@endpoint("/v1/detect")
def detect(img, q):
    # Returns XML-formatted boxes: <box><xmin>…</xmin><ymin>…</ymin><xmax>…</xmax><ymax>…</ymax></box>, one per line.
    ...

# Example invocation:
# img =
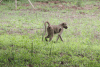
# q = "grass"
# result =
<box><xmin>0</xmin><ymin>0</ymin><xmax>100</xmax><ymax>67</ymax></box>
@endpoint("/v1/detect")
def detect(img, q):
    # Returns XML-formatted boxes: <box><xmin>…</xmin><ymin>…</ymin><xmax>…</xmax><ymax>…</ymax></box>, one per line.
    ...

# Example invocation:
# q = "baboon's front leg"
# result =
<box><xmin>59</xmin><ymin>35</ymin><xmax>63</xmax><ymax>42</ymax></box>
<box><xmin>56</xmin><ymin>35</ymin><xmax>60</xmax><ymax>42</ymax></box>
<box><xmin>45</xmin><ymin>35</ymin><xmax>50</xmax><ymax>41</ymax></box>
<box><xmin>56</xmin><ymin>29</ymin><xmax>63</xmax><ymax>42</ymax></box>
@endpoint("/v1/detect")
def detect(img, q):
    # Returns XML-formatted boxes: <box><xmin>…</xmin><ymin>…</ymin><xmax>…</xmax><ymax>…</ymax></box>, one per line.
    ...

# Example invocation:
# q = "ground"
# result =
<box><xmin>0</xmin><ymin>1</ymin><xmax>100</xmax><ymax>67</ymax></box>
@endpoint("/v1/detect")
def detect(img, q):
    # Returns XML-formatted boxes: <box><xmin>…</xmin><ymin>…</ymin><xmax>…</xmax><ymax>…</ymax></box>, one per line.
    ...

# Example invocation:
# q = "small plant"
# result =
<box><xmin>76</xmin><ymin>0</ymin><xmax>82</xmax><ymax>7</ymax></box>
<box><xmin>31</xmin><ymin>42</ymin><xmax>33</xmax><ymax>56</ymax></box>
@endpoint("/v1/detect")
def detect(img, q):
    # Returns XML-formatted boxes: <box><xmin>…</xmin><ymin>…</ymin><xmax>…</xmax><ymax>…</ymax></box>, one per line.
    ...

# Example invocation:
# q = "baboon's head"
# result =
<box><xmin>62</xmin><ymin>22</ymin><xmax>68</xmax><ymax>29</ymax></box>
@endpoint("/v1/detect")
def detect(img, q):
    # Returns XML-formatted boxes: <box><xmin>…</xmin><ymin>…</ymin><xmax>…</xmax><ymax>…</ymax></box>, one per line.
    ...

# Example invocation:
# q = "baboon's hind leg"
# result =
<box><xmin>45</xmin><ymin>35</ymin><xmax>50</xmax><ymax>41</ymax></box>
<box><xmin>49</xmin><ymin>35</ymin><xmax>53</xmax><ymax>42</ymax></box>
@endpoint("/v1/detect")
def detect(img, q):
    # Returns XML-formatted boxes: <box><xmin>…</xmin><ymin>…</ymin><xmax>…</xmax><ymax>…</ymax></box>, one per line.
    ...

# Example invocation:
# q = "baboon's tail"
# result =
<box><xmin>42</xmin><ymin>21</ymin><xmax>50</xmax><ymax>41</ymax></box>
<box><xmin>44</xmin><ymin>21</ymin><xmax>50</xmax><ymax>34</ymax></box>
<box><xmin>45</xmin><ymin>21</ymin><xmax>50</xmax><ymax>26</ymax></box>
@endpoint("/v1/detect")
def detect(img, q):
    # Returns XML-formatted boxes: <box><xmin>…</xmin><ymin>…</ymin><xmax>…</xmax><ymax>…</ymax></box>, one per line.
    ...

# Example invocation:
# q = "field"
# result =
<box><xmin>0</xmin><ymin>0</ymin><xmax>100</xmax><ymax>67</ymax></box>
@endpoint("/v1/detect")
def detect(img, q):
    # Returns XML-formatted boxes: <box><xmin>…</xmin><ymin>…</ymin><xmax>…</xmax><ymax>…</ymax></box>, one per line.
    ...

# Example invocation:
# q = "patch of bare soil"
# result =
<box><xmin>34</xmin><ymin>1</ymin><xmax>84</xmax><ymax>10</ymax></box>
<box><xmin>0</xmin><ymin>3</ymin><xmax>5</xmax><ymax>5</ymax></box>
<box><xmin>5</xmin><ymin>28</ymin><xmax>43</xmax><ymax>35</ymax></box>
<box><xmin>22</xmin><ymin>1</ymin><xmax>100</xmax><ymax>12</ymax></box>
<box><xmin>22</xmin><ymin>4</ymin><xmax>30</xmax><ymax>7</ymax></box>
<box><xmin>51</xmin><ymin>4</ymin><xmax>84</xmax><ymax>10</ymax></box>
<box><xmin>6</xmin><ymin>28</ymin><xmax>23</xmax><ymax>35</ymax></box>
<box><xmin>84</xmin><ymin>5</ymin><xmax>100</xmax><ymax>10</ymax></box>
<box><xmin>27</xmin><ymin>28</ymin><xmax>43</xmax><ymax>34</ymax></box>
<box><xmin>35</xmin><ymin>1</ymin><xmax>68</xmax><ymax>4</ymax></box>
<box><xmin>51</xmin><ymin>4</ymin><xmax>100</xmax><ymax>10</ymax></box>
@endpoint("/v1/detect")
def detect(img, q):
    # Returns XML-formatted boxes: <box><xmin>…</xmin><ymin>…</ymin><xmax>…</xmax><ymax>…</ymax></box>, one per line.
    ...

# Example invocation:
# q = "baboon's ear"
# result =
<box><xmin>62</xmin><ymin>23</ymin><xmax>64</xmax><ymax>25</ymax></box>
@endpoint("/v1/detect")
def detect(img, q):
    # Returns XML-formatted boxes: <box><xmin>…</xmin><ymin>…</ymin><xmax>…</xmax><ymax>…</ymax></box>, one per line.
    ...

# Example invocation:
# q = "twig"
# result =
<box><xmin>0</xmin><ymin>0</ymin><xmax>3</xmax><ymax>3</ymax></box>
<box><xmin>15</xmin><ymin>0</ymin><xmax>17</xmax><ymax>10</ymax></box>
<box><xmin>28</xmin><ymin>0</ymin><xmax>34</xmax><ymax>9</ymax></box>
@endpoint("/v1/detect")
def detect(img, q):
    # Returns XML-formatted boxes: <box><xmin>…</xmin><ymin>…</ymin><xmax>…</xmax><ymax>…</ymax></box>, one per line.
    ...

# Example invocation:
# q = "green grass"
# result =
<box><xmin>0</xmin><ymin>0</ymin><xmax>100</xmax><ymax>67</ymax></box>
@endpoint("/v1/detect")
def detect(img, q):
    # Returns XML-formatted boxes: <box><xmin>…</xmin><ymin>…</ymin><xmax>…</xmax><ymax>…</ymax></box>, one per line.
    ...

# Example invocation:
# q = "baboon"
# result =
<box><xmin>42</xmin><ymin>21</ymin><xmax>68</xmax><ymax>42</ymax></box>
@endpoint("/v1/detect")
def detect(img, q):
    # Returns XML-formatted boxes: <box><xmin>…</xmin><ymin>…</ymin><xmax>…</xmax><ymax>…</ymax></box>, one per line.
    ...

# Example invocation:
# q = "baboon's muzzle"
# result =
<box><xmin>64</xmin><ymin>26</ymin><xmax>68</xmax><ymax>29</ymax></box>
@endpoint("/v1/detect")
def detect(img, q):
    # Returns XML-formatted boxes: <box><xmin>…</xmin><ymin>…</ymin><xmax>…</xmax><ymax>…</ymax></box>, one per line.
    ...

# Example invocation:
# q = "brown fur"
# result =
<box><xmin>42</xmin><ymin>21</ymin><xmax>68</xmax><ymax>42</ymax></box>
